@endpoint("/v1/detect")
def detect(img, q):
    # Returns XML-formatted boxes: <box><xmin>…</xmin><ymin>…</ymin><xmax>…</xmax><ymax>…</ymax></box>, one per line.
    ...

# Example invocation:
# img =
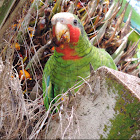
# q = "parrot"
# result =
<box><xmin>42</xmin><ymin>12</ymin><xmax>117</xmax><ymax>109</ymax></box>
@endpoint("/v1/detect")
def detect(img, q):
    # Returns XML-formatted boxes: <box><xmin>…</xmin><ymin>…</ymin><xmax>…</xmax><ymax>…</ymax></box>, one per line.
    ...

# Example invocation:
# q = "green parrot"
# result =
<box><xmin>42</xmin><ymin>12</ymin><xmax>117</xmax><ymax>109</ymax></box>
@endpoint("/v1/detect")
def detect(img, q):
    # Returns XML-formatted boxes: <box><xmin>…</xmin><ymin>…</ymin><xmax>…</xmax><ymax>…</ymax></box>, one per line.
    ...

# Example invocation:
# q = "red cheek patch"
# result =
<box><xmin>67</xmin><ymin>24</ymin><xmax>80</xmax><ymax>43</ymax></box>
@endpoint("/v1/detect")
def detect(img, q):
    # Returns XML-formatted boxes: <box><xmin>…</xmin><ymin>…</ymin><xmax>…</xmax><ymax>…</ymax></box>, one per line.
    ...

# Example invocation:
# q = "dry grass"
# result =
<box><xmin>0</xmin><ymin>46</ymin><xmax>42</xmax><ymax>139</ymax></box>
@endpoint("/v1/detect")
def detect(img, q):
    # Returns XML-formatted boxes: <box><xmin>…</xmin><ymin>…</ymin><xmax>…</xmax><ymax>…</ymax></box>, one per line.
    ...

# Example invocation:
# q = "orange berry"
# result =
<box><xmin>11</xmin><ymin>43</ymin><xmax>20</xmax><ymax>50</ymax></box>
<box><xmin>19</xmin><ymin>69</ymin><xmax>31</xmax><ymax>80</ymax></box>
<box><xmin>51</xmin><ymin>47</ymin><xmax>55</xmax><ymax>51</ymax></box>
<box><xmin>15</xmin><ymin>43</ymin><xmax>20</xmax><ymax>50</ymax></box>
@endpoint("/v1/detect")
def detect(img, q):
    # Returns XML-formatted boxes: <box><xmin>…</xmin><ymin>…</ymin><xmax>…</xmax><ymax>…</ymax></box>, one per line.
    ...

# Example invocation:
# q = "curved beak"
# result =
<box><xmin>54</xmin><ymin>22</ymin><xmax>70</xmax><ymax>43</ymax></box>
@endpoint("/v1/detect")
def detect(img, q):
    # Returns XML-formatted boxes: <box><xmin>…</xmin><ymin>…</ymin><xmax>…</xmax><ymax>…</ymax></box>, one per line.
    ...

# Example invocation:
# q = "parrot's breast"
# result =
<box><xmin>44</xmin><ymin>51</ymin><xmax>93</xmax><ymax>94</ymax></box>
<box><xmin>55</xmin><ymin>44</ymin><xmax>82</xmax><ymax>60</ymax></box>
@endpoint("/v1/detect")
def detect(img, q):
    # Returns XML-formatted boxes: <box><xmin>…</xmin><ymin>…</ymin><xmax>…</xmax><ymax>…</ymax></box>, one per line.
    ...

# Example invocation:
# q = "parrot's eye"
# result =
<box><xmin>73</xmin><ymin>19</ymin><xmax>78</xmax><ymax>26</ymax></box>
<box><xmin>60</xmin><ymin>18</ymin><xmax>64</xmax><ymax>23</ymax></box>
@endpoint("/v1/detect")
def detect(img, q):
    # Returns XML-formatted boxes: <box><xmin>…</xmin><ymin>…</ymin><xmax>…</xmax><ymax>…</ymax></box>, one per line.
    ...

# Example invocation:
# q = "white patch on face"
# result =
<box><xmin>51</xmin><ymin>12</ymin><xmax>75</xmax><ymax>25</ymax></box>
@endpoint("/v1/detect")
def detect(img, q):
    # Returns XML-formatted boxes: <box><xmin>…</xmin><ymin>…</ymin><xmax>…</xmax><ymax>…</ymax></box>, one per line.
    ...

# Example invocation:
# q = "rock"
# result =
<box><xmin>46</xmin><ymin>66</ymin><xmax>140</xmax><ymax>139</ymax></box>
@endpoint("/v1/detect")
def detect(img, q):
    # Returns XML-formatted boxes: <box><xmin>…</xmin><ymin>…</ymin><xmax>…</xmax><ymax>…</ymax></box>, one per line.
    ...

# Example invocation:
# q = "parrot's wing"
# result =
<box><xmin>100</xmin><ymin>49</ymin><xmax>117</xmax><ymax>70</ymax></box>
<box><xmin>43</xmin><ymin>75</ymin><xmax>54</xmax><ymax>109</ymax></box>
<box><xmin>91</xmin><ymin>46</ymin><xmax>118</xmax><ymax>70</ymax></box>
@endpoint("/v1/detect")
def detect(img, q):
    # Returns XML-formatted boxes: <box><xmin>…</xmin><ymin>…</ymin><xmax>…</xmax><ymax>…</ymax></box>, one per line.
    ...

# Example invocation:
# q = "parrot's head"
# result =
<box><xmin>51</xmin><ymin>12</ymin><xmax>89</xmax><ymax>60</ymax></box>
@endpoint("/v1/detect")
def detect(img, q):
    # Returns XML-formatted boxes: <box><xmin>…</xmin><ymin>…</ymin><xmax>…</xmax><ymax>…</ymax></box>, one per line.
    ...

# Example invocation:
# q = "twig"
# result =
<box><xmin>25</xmin><ymin>40</ymin><xmax>51</xmax><ymax>72</ymax></box>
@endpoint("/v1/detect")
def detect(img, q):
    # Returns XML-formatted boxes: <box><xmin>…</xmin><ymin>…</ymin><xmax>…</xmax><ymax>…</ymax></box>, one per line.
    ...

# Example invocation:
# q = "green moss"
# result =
<box><xmin>106</xmin><ymin>105</ymin><xmax>109</xmax><ymax>109</ymax></box>
<box><xmin>103</xmin><ymin>124</ymin><xmax>108</xmax><ymax>132</ymax></box>
<box><xmin>101</xmin><ymin>77</ymin><xmax>140</xmax><ymax>139</ymax></box>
